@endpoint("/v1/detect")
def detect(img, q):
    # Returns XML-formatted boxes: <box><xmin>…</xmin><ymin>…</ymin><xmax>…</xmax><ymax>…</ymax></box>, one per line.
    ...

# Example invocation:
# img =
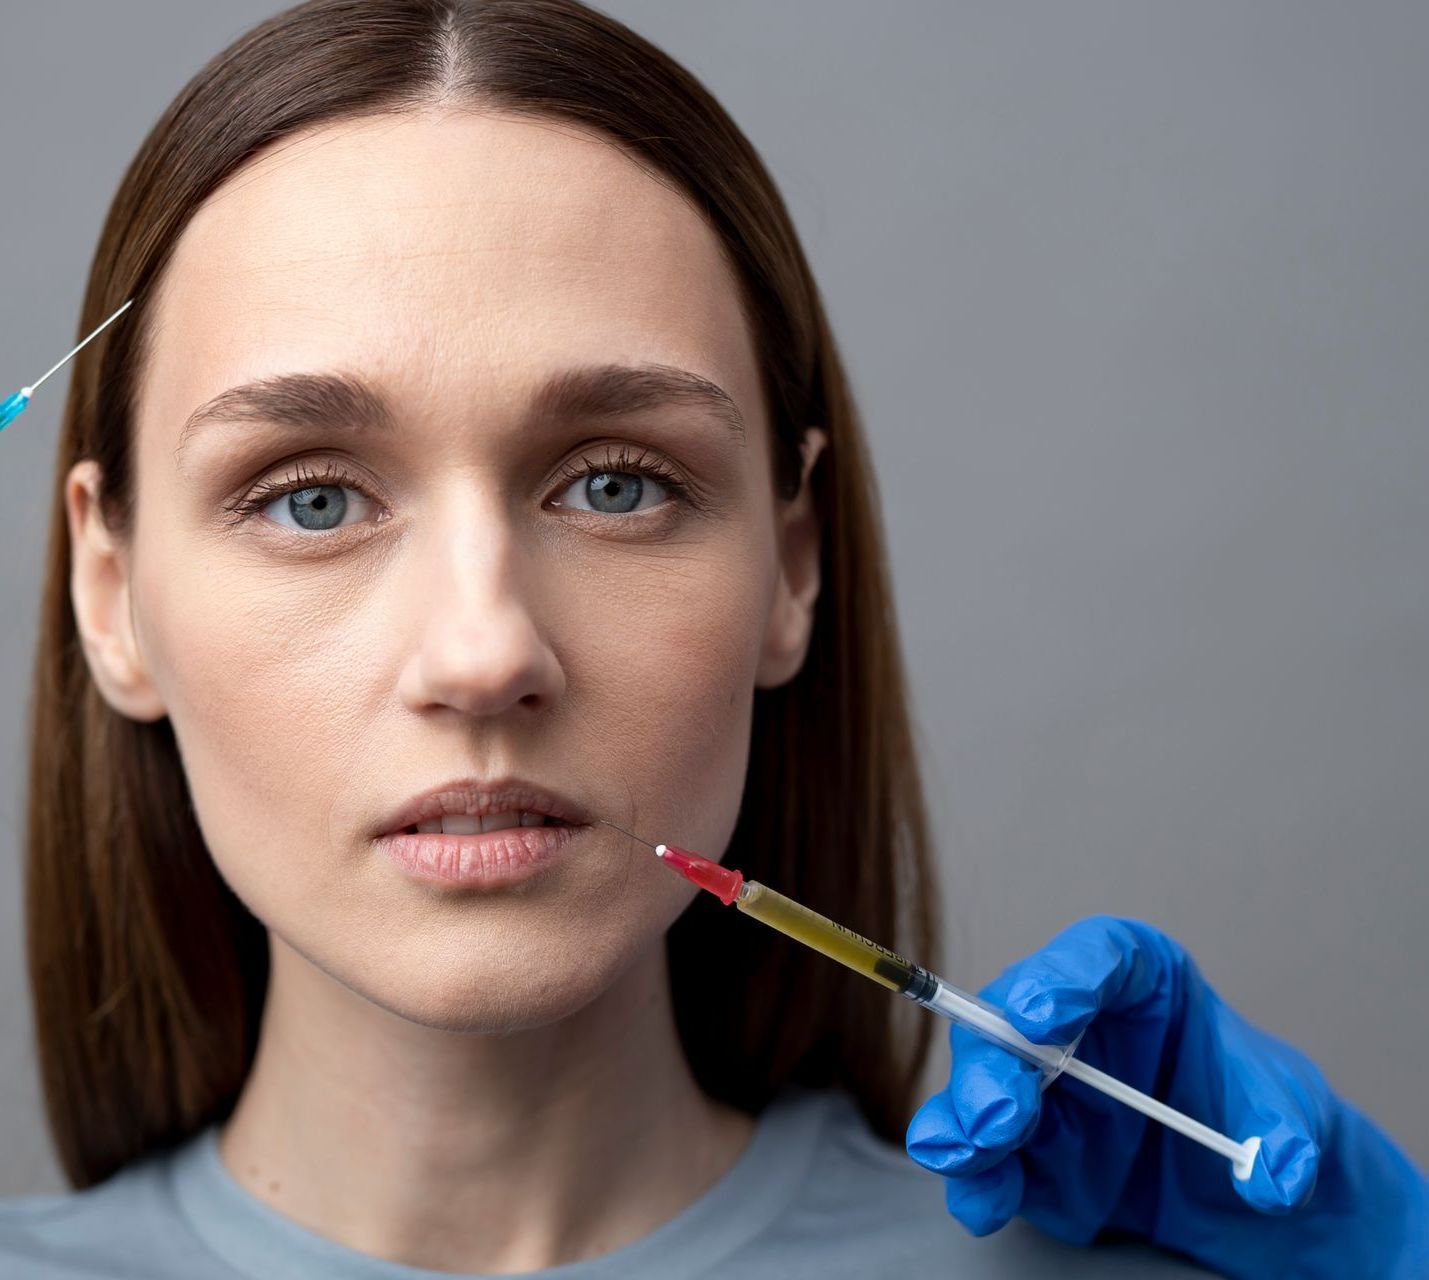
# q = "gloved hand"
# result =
<box><xmin>905</xmin><ymin>915</ymin><xmax>1428</xmax><ymax>1278</ymax></box>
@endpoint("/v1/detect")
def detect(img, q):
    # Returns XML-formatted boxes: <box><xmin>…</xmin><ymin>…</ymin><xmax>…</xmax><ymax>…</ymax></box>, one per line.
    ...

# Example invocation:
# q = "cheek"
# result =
<box><xmin>132</xmin><ymin>539</ymin><xmax>381</xmax><ymax>893</ymax></box>
<box><xmin>565</xmin><ymin>544</ymin><xmax>770</xmax><ymax>846</ymax></box>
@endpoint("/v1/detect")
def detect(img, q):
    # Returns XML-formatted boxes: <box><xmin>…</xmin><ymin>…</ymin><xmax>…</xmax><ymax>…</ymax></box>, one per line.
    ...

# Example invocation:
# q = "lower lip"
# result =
<box><xmin>374</xmin><ymin>823</ymin><xmax>584</xmax><ymax>887</ymax></box>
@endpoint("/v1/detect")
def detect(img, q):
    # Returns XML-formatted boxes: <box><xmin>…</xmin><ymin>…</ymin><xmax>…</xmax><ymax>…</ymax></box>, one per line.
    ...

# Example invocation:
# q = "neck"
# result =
<box><xmin>218</xmin><ymin>933</ymin><xmax>754</xmax><ymax>1272</ymax></box>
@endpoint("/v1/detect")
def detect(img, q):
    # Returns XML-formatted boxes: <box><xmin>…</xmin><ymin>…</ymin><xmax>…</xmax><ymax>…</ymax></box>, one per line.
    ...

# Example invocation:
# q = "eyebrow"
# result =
<box><xmin>172</xmin><ymin>362</ymin><xmax>747</xmax><ymax>466</ymax></box>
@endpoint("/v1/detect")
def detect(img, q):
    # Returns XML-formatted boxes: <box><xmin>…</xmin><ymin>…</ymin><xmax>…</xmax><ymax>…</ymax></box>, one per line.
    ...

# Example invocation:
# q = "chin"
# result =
<box><xmin>335</xmin><ymin>937</ymin><xmax>636</xmax><ymax>1035</ymax></box>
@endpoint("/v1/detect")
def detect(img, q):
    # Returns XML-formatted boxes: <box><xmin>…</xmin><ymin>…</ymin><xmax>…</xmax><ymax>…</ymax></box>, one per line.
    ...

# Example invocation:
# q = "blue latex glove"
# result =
<box><xmin>905</xmin><ymin>915</ymin><xmax>1429</xmax><ymax>1278</ymax></box>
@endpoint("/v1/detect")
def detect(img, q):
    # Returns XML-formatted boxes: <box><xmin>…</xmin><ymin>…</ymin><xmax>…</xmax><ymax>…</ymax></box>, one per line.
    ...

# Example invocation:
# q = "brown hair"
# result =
<box><xmin>25</xmin><ymin>0</ymin><xmax>939</xmax><ymax>1189</ymax></box>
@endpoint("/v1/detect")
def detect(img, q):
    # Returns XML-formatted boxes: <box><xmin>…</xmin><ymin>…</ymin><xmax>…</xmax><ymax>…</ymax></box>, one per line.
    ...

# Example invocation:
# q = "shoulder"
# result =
<box><xmin>740</xmin><ymin>1089</ymin><xmax>1215</xmax><ymax>1279</ymax></box>
<box><xmin>0</xmin><ymin>1141</ymin><xmax>233</xmax><ymax>1280</ymax></box>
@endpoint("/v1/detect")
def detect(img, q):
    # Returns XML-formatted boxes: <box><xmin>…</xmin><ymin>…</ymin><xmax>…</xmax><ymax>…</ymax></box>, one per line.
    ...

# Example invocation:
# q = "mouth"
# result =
<box><xmin>395</xmin><ymin>811</ymin><xmax>572</xmax><ymax>836</ymax></box>
<box><xmin>372</xmin><ymin>777</ymin><xmax>592</xmax><ymax>840</ymax></box>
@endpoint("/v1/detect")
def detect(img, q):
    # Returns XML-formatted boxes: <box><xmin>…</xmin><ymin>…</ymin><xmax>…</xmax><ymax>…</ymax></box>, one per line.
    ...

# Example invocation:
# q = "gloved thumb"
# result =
<box><xmin>1214</xmin><ymin>996</ymin><xmax>1328</xmax><ymax>1214</ymax></box>
<box><xmin>1237</xmin><ymin>1114</ymin><xmax>1321</xmax><ymax>1214</ymax></box>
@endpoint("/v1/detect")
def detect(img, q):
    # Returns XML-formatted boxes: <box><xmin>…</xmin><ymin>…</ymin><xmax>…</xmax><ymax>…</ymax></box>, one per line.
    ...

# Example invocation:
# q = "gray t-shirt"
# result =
<box><xmin>0</xmin><ymin>1088</ymin><xmax>1213</xmax><ymax>1278</ymax></box>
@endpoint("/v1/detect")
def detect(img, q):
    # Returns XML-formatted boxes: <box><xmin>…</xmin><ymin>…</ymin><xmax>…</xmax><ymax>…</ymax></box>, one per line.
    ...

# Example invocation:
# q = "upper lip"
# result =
<box><xmin>373</xmin><ymin>777</ymin><xmax>592</xmax><ymax>837</ymax></box>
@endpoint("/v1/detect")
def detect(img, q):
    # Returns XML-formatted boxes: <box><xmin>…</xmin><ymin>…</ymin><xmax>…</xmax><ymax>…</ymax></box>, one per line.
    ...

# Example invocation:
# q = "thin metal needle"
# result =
<box><xmin>27</xmin><ymin>299</ymin><xmax>133</xmax><ymax>394</ymax></box>
<box><xmin>595</xmin><ymin>817</ymin><xmax>661</xmax><ymax>851</ymax></box>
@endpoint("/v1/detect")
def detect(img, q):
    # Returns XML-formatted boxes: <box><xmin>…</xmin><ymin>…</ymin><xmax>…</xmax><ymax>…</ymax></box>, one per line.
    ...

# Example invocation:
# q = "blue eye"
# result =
<box><xmin>557</xmin><ymin>470</ymin><xmax>670</xmax><ymax>515</ymax></box>
<box><xmin>273</xmin><ymin>484</ymin><xmax>340</xmax><ymax>530</ymax></box>
<box><xmin>223</xmin><ymin>460</ymin><xmax>382</xmax><ymax>534</ymax></box>
<box><xmin>549</xmin><ymin>446</ymin><xmax>691</xmax><ymax>516</ymax></box>
<box><xmin>262</xmin><ymin>482</ymin><xmax>377</xmax><ymax>532</ymax></box>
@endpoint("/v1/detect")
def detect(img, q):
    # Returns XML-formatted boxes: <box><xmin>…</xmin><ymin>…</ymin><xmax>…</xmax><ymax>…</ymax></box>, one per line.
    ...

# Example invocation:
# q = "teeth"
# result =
<box><xmin>409</xmin><ymin>811</ymin><xmax>548</xmax><ymax>836</ymax></box>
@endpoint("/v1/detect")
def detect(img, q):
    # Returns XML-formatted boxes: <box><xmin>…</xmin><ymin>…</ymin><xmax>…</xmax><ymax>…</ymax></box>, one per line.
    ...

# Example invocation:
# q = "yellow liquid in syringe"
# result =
<box><xmin>734</xmin><ymin>880</ymin><xmax>920</xmax><ymax>993</ymax></box>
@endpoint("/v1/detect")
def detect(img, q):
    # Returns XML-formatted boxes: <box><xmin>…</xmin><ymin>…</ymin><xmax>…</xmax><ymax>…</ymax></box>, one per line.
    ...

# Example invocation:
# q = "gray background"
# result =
<box><xmin>2</xmin><ymin>1</ymin><xmax>1425</xmax><ymax>1193</ymax></box>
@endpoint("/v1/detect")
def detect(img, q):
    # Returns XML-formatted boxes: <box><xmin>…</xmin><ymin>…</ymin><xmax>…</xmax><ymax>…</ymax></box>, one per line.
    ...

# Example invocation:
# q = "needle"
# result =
<box><xmin>595</xmin><ymin>817</ymin><xmax>661</xmax><ymax>851</ymax></box>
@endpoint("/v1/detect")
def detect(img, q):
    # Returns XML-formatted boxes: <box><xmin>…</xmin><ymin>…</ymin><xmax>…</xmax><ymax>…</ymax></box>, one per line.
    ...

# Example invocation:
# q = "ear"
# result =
<box><xmin>66</xmin><ymin>460</ymin><xmax>167</xmax><ymax>721</ymax></box>
<box><xmin>756</xmin><ymin>427</ymin><xmax>828</xmax><ymax>689</ymax></box>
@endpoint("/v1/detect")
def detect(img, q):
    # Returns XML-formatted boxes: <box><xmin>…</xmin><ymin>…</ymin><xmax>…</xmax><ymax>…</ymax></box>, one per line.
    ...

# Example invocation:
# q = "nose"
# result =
<box><xmin>395</xmin><ymin>496</ymin><xmax>565</xmax><ymax>718</ymax></box>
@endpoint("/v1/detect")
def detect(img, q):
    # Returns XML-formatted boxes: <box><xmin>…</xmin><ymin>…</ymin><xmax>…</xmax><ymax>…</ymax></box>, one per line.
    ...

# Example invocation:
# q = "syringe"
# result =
<box><xmin>599</xmin><ymin>818</ymin><xmax>1263</xmax><ymax>1182</ymax></box>
<box><xmin>0</xmin><ymin>300</ymin><xmax>134</xmax><ymax>433</ymax></box>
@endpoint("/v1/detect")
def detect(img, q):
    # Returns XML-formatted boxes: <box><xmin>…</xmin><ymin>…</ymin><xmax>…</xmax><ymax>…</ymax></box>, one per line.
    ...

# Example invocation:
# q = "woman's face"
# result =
<box><xmin>84</xmin><ymin>111</ymin><xmax>820</xmax><ymax>1031</ymax></box>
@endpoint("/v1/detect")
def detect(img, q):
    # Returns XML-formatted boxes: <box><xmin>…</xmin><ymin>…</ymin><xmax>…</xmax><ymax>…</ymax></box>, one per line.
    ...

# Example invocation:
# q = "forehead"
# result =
<box><xmin>140</xmin><ymin>110</ymin><xmax>758</xmax><ymax>443</ymax></box>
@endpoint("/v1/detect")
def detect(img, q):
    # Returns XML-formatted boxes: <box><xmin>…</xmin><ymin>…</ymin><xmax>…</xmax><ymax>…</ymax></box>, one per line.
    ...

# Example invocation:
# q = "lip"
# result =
<box><xmin>371</xmin><ymin>776</ymin><xmax>593</xmax><ymax>839</ymax></box>
<box><xmin>374</xmin><ymin>822</ymin><xmax>584</xmax><ymax>888</ymax></box>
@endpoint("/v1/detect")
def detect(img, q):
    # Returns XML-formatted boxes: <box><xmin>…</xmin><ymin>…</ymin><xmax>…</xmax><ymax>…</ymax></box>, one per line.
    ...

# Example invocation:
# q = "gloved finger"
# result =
<box><xmin>912</xmin><ymin>1023</ymin><xmax>1045</xmax><ymax>1178</ymax></box>
<box><xmin>906</xmin><ymin>1089</ymin><xmax>983</xmax><ymax>1174</ymax></box>
<box><xmin>948</xmin><ymin>1021</ymin><xmax>1045</xmax><ymax>1157</ymax></box>
<box><xmin>1212</xmin><ymin>996</ymin><xmax>1329</xmax><ymax>1213</ymax></box>
<box><xmin>995</xmin><ymin>916</ymin><xmax>1183</xmax><ymax>1046</ymax></box>
<box><xmin>940</xmin><ymin>1152</ymin><xmax>1025</xmax><ymax>1237</ymax></box>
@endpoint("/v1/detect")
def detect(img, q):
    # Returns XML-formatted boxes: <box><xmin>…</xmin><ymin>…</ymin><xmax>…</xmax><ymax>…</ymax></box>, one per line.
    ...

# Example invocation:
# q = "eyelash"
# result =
<box><xmin>222</xmin><ymin>446</ymin><xmax>694</xmax><ymax>528</ymax></box>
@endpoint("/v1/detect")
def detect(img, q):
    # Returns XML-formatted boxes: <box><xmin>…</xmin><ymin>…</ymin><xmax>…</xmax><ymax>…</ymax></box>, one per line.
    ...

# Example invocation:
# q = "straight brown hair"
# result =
<box><xmin>25</xmin><ymin>0</ymin><xmax>940</xmax><ymax>1190</ymax></box>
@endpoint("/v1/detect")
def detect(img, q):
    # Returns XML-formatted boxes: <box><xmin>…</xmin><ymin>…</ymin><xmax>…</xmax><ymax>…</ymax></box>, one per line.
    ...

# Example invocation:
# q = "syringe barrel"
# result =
<box><xmin>734</xmin><ymin>881</ymin><xmax>916</xmax><ymax>992</ymax></box>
